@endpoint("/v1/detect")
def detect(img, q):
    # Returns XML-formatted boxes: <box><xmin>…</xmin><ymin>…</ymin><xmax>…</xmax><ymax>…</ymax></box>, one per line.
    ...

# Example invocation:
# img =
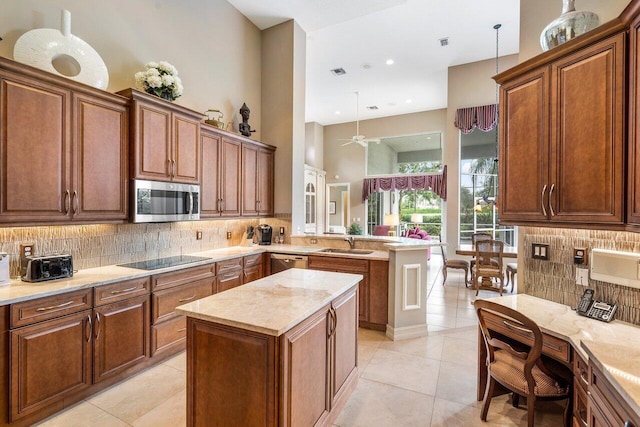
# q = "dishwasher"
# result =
<box><xmin>270</xmin><ymin>253</ymin><xmax>308</xmax><ymax>274</ymax></box>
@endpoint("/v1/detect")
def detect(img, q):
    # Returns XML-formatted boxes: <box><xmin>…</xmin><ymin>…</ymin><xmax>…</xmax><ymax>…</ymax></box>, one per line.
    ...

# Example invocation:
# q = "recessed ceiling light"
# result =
<box><xmin>406</xmin><ymin>99</ymin><xmax>412</xmax><ymax>104</ymax></box>
<box><xmin>330</xmin><ymin>67</ymin><xmax>346</xmax><ymax>76</ymax></box>
<box><xmin>335</xmin><ymin>111</ymin><xmax>341</xmax><ymax>115</ymax></box>
<box><xmin>361</xmin><ymin>63</ymin><xmax>372</xmax><ymax>70</ymax></box>
<box><xmin>386</xmin><ymin>59</ymin><xmax>394</xmax><ymax>65</ymax></box>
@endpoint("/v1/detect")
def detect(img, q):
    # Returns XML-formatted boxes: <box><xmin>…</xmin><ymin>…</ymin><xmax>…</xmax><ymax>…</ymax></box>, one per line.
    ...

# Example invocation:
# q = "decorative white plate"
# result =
<box><xmin>13</xmin><ymin>28</ymin><xmax>109</xmax><ymax>90</ymax></box>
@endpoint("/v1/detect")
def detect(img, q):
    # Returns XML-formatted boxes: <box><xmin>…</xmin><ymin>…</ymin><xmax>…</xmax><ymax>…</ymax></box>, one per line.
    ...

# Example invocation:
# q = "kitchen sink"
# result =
<box><xmin>319</xmin><ymin>248</ymin><xmax>374</xmax><ymax>255</ymax></box>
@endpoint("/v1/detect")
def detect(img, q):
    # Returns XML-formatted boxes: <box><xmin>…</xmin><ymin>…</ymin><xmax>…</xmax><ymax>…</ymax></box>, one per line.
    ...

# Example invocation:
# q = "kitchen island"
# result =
<box><xmin>175</xmin><ymin>268</ymin><xmax>362</xmax><ymax>427</ymax></box>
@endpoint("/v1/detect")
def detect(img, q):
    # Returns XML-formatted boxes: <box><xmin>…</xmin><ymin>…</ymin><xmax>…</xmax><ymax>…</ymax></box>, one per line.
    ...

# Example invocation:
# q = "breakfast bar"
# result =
<box><xmin>175</xmin><ymin>268</ymin><xmax>362</xmax><ymax>427</ymax></box>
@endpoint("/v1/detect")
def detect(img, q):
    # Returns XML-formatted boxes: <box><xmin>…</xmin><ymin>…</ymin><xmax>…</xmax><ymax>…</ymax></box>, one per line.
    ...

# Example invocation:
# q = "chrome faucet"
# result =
<box><xmin>345</xmin><ymin>236</ymin><xmax>356</xmax><ymax>249</ymax></box>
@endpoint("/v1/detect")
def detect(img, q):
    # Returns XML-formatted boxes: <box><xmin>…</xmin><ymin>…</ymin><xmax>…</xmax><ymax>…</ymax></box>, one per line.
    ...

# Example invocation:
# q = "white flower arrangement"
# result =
<box><xmin>134</xmin><ymin>61</ymin><xmax>183</xmax><ymax>101</ymax></box>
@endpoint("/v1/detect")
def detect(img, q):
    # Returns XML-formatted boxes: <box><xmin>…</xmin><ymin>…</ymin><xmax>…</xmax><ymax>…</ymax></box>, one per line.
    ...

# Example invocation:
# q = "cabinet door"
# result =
<box><xmin>172</xmin><ymin>111</ymin><xmax>200</xmax><ymax>184</ymax></box>
<box><xmin>550</xmin><ymin>33</ymin><xmax>625</xmax><ymax>224</ymax></box>
<box><xmin>10</xmin><ymin>310</ymin><xmax>92</xmax><ymax>421</ymax></box>
<box><xmin>0</xmin><ymin>75</ymin><xmax>71</xmax><ymax>223</ymax></box>
<box><xmin>258</xmin><ymin>148</ymin><xmax>275</xmax><ymax>216</ymax></box>
<box><xmin>368</xmin><ymin>260</ymin><xmax>388</xmax><ymax>329</ymax></box>
<box><xmin>241</xmin><ymin>143</ymin><xmax>259</xmax><ymax>216</ymax></box>
<box><xmin>221</xmin><ymin>137</ymin><xmax>241</xmax><ymax>217</ymax></box>
<box><xmin>133</xmin><ymin>101</ymin><xmax>171</xmax><ymax>181</ymax></box>
<box><xmin>331</xmin><ymin>287</ymin><xmax>358</xmax><ymax>407</ymax></box>
<box><xmin>628</xmin><ymin>15</ymin><xmax>640</xmax><ymax>226</ymax></box>
<box><xmin>93</xmin><ymin>295</ymin><xmax>150</xmax><ymax>383</ymax></box>
<box><xmin>201</xmin><ymin>128</ymin><xmax>222</xmax><ymax>218</ymax></box>
<box><xmin>281</xmin><ymin>305</ymin><xmax>330</xmax><ymax>427</ymax></box>
<box><xmin>498</xmin><ymin>66</ymin><xmax>550</xmax><ymax>222</ymax></box>
<box><xmin>72</xmin><ymin>94</ymin><xmax>128</xmax><ymax>221</ymax></box>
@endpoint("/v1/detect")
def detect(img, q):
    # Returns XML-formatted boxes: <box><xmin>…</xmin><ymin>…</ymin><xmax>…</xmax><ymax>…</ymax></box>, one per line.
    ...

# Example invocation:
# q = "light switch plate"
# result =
<box><xmin>576</xmin><ymin>267</ymin><xmax>589</xmax><ymax>286</ymax></box>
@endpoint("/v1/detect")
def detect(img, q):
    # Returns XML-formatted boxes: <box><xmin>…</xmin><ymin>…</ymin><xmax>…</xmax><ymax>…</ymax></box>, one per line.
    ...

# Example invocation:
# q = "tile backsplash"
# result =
<box><xmin>0</xmin><ymin>216</ymin><xmax>292</xmax><ymax>278</ymax></box>
<box><xmin>521</xmin><ymin>226</ymin><xmax>640</xmax><ymax>325</ymax></box>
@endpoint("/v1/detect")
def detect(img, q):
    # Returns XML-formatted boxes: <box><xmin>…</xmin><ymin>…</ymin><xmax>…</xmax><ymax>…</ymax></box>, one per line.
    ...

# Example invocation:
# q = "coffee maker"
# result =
<box><xmin>256</xmin><ymin>224</ymin><xmax>273</xmax><ymax>245</ymax></box>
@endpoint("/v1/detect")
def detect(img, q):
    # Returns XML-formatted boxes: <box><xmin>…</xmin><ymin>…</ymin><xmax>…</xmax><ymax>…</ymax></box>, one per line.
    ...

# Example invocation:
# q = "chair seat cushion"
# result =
<box><xmin>490</xmin><ymin>351</ymin><xmax>569</xmax><ymax>398</ymax></box>
<box><xmin>446</xmin><ymin>259</ymin><xmax>469</xmax><ymax>268</ymax></box>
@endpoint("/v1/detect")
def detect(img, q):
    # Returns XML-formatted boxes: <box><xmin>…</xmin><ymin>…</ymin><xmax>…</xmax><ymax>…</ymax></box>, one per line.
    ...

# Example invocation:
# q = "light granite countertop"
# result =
<box><xmin>485</xmin><ymin>294</ymin><xmax>640</xmax><ymax>417</ymax></box>
<box><xmin>175</xmin><ymin>268</ymin><xmax>362</xmax><ymax>336</ymax></box>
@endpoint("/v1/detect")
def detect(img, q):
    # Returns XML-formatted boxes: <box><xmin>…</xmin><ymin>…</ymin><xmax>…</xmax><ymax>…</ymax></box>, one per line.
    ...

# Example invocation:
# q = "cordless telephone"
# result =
<box><xmin>576</xmin><ymin>289</ymin><xmax>617</xmax><ymax>322</ymax></box>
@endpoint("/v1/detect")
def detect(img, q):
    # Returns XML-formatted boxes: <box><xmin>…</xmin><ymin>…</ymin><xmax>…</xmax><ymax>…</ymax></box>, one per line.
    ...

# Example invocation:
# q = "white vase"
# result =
<box><xmin>540</xmin><ymin>0</ymin><xmax>599</xmax><ymax>51</ymax></box>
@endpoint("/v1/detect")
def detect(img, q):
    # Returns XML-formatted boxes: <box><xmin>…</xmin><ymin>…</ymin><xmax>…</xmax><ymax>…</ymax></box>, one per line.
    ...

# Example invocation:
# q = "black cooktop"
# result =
<box><xmin>118</xmin><ymin>255</ymin><xmax>211</xmax><ymax>271</ymax></box>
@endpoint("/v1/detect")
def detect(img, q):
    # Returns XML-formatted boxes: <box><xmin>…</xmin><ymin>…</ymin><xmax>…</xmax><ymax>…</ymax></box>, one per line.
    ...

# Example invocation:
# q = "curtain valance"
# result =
<box><xmin>361</xmin><ymin>166</ymin><xmax>447</xmax><ymax>202</ymax></box>
<box><xmin>454</xmin><ymin>104</ymin><xmax>498</xmax><ymax>134</ymax></box>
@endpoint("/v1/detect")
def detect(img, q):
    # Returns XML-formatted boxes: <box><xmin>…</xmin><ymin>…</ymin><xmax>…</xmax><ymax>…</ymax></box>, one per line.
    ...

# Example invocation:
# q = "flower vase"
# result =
<box><xmin>540</xmin><ymin>0</ymin><xmax>599</xmax><ymax>51</ymax></box>
<box><xmin>145</xmin><ymin>88</ymin><xmax>174</xmax><ymax>102</ymax></box>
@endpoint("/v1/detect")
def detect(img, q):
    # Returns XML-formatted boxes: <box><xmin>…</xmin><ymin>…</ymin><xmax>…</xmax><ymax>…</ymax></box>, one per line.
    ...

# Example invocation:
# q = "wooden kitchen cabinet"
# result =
<box><xmin>588</xmin><ymin>363</ymin><xmax>640</xmax><ymax>427</ymax></box>
<box><xmin>0</xmin><ymin>59</ymin><xmax>129</xmax><ymax>225</ymax></box>
<box><xmin>216</xmin><ymin>257</ymin><xmax>243</xmax><ymax>293</ymax></box>
<box><xmin>496</xmin><ymin>32</ymin><xmax>625</xmax><ymax>227</ymax></box>
<box><xmin>308</xmin><ymin>255</ymin><xmax>388</xmax><ymax>331</ymax></box>
<box><xmin>330</xmin><ymin>287</ymin><xmax>358</xmax><ymax>407</ymax></box>
<box><xmin>200</xmin><ymin>125</ymin><xmax>242</xmax><ymax>217</ymax></box>
<box><xmin>119</xmin><ymin>88</ymin><xmax>201</xmax><ymax>184</ymax></box>
<box><xmin>241</xmin><ymin>142</ymin><xmax>275</xmax><ymax>217</ymax></box>
<box><xmin>243</xmin><ymin>253</ymin><xmax>264</xmax><ymax>283</ymax></box>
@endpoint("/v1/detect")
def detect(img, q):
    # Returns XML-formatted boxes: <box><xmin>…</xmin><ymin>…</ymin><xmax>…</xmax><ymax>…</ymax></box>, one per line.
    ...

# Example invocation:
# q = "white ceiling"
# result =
<box><xmin>227</xmin><ymin>0</ymin><xmax>520</xmax><ymax>126</ymax></box>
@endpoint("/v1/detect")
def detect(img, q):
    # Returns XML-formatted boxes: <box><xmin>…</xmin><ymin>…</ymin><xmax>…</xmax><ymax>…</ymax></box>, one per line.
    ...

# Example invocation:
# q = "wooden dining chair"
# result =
<box><xmin>474</xmin><ymin>300</ymin><xmax>572</xmax><ymax>427</ymax></box>
<box><xmin>472</xmin><ymin>239</ymin><xmax>504</xmax><ymax>295</ymax></box>
<box><xmin>439</xmin><ymin>237</ymin><xmax>470</xmax><ymax>286</ymax></box>
<box><xmin>470</xmin><ymin>232</ymin><xmax>493</xmax><ymax>271</ymax></box>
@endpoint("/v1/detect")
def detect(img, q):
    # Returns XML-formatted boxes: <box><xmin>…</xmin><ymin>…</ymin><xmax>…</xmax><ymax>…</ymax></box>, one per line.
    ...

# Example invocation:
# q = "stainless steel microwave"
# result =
<box><xmin>132</xmin><ymin>179</ymin><xmax>200</xmax><ymax>223</ymax></box>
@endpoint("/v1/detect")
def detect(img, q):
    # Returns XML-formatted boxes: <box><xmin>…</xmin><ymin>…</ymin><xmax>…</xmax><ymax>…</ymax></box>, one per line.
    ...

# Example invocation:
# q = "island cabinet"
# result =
<box><xmin>8</xmin><ymin>278</ymin><xmax>150</xmax><ymax>424</ymax></box>
<box><xmin>200</xmin><ymin>125</ymin><xmax>242</xmax><ymax>218</ymax></box>
<box><xmin>118</xmin><ymin>88</ymin><xmax>202</xmax><ymax>184</ymax></box>
<box><xmin>181</xmin><ymin>275</ymin><xmax>359</xmax><ymax>427</ymax></box>
<box><xmin>0</xmin><ymin>58</ymin><xmax>129</xmax><ymax>225</ymax></box>
<box><xmin>150</xmin><ymin>264</ymin><xmax>216</xmax><ymax>357</ymax></box>
<box><xmin>496</xmin><ymin>31</ymin><xmax>625</xmax><ymax>227</ymax></box>
<box><xmin>588</xmin><ymin>362</ymin><xmax>640</xmax><ymax>427</ymax></box>
<box><xmin>241</xmin><ymin>142</ymin><xmax>275</xmax><ymax>217</ymax></box>
<box><xmin>308</xmin><ymin>256</ymin><xmax>388</xmax><ymax>331</ymax></box>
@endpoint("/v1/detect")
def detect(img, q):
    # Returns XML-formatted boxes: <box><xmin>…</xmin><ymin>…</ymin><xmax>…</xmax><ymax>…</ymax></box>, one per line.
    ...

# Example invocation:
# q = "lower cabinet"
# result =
<box><xmin>588</xmin><ymin>362</ymin><xmax>640</xmax><ymax>427</ymax></box>
<box><xmin>308</xmin><ymin>256</ymin><xmax>388</xmax><ymax>331</ymax></box>
<box><xmin>243</xmin><ymin>253</ymin><xmax>264</xmax><ymax>284</ymax></box>
<box><xmin>216</xmin><ymin>257</ymin><xmax>243</xmax><ymax>293</ymax></box>
<box><xmin>187</xmin><ymin>285</ymin><xmax>358</xmax><ymax>426</ymax></box>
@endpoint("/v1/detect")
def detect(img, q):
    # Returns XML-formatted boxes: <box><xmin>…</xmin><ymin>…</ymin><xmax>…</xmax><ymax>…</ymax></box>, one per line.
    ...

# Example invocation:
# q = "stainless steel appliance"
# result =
<box><xmin>21</xmin><ymin>254</ymin><xmax>74</xmax><ymax>282</ymax></box>
<box><xmin>257</xmin><ymin>224</ymin><xmax>273</xmax><ymax>245</ymax></box>
<box><xmin>132</xmin><ymin>179</ymin><xmax>200</xmax><ymax>223</ymax></box>
<box><xmin>270</xmin><ymin>254</ymin><xmax>308</xmax><ymax>274</ymax></box>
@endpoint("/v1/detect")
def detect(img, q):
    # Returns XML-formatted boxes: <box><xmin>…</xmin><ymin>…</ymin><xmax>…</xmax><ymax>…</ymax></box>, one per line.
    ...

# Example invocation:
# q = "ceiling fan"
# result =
<box><xmin>339</xmin><ymin>91</ymin><xmax>380</xmax><ymax>147</ymax></box>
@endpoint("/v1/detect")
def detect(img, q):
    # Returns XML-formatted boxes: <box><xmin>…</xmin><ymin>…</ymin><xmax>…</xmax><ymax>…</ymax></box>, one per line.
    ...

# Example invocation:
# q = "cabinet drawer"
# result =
<box><xmin>573</xmin><ymin>350</ymin><xmax>589</xmax><ymax>392</ymax></box>
<box><xmin>482</xmin><ymin>311</ymin><xmax>570</xmax><ymax>363</ymax></box>
<box><xmin>151</xmin><ymin>315</ymin><xmax>187</xmax><ymax>356</ymax></box>
<box><xmin>152</xmin><ymin>263</ymin><xmax>216</xmax><ymax>291</ymax></box>
<box><xmin>308</xmin><ymin>256</ymin><xmax>368</xmax><ymax>273</ymax></box>
<box><xmin>94</xmin><ymin>277</ymin><xmax>150</xmax><ymax>306</ymax></box>
<box><xmin>11</xmin><ymin>289</ymin><xmax>93</xmax><ymax>328</ymax></box>
<box><xmin>152</xmin><ymin>278</ymin><xmax>214</xmax><ymax>324</ymax></box>
<box><xmin>216</xmin><ymin>257</ymin><xmax>243</xmax><ymax>274</ymax></box>
<box><xmin>243</xmin><ymin>264</ymin><xmax>263</xmax><ymax>284</ymax></box>
<box><xmin>243</xmin><ymin>253</ymin><xmax>263</xmax><ymax>268</ymax></box>
<box><xmin>217</xmin><ymin>271</ymin><xmax>242</xmax><ymax>293</ymax></box>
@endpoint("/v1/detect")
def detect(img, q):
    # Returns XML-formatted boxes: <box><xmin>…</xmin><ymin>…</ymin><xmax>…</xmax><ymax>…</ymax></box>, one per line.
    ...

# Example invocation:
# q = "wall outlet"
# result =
<box><xmin>310</xmin><ymin>238</ymin><xmax>317</xmax><ymax>244</ymax></box>
<box><xmin>20</xmin><ymin>243</ymin><xmax>34</xmax><ymax>259</ymax></box>
<box><xmin>280</xmin><ymin>227</ymin><xmax>285</xmax><ymax>235</ymax></box>
<box><xmin>196</xmin><ymin>231</ymin><xmax>203</xmax><ymax>240</ymax></box>
<box><xmin>576</xmin><ymin>267</ymin><xmax>589</xmax><ymax>286</ymax></box>
<box><xmin>226</xmin><ymin>231</ymin><xmax>232</xmax><ymax>240</ymax></box>
<box><xmin>573</xmin><ymin>248</ymin><xmax>587</xmax><ymax>265</ymax></box>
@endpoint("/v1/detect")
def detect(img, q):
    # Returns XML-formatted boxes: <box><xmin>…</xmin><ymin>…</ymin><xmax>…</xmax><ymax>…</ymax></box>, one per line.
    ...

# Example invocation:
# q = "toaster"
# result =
<box><xmin>21</xmin><ymin>254</ymin><xmax>74</xmax><ymax>283</ymax></box>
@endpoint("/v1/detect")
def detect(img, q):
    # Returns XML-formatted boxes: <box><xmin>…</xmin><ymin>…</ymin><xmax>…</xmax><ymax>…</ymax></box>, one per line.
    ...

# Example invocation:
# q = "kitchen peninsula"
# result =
<box><xmin>176</xmin><ymin>268</ymin><xmax>361</xmax><ymax>427</ymax></box>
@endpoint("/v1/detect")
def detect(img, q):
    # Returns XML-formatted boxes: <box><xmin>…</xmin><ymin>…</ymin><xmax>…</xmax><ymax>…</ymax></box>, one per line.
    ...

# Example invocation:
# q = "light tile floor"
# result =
<box><xmin>36</xmin><ymin>255</ymin><xmax>566</xmax><ymax>426</ymax></box>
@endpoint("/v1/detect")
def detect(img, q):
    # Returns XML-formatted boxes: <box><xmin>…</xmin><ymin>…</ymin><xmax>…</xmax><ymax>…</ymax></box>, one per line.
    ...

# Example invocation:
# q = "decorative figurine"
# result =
<box><xmin>238</xmin><ymin>102</ymin><xmax>256</xmax><ymax>137</ymax></box>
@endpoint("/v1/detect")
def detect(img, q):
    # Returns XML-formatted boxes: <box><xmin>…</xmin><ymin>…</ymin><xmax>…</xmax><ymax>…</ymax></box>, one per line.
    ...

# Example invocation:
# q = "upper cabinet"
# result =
<box><xmin>241</xmin><ymin>142</ymin><xmax>275</xmax><ymax>217</ymax></box>
<box><xmin>0</xmin><ymin>59</ymin><xmax>129</xmax><ymax>225</ymax></box>
<box><xmin>118</xmin><ymin>89</ymin><xmax>201</xmax><ymax>185</ymax></box>
<box><xmin>496</xmin><ymin>30</ymin><xmax>625</xmax><ymax>228</ymax></box>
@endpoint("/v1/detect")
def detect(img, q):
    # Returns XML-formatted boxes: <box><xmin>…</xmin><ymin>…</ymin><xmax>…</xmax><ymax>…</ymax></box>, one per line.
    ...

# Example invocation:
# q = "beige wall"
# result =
<box><xmin>323</xmin><ymin>109</ymin><xmax>447</xmax><ymax>228</ymax></box>
<box><xmin>519</xmin><ymin>0</ymin><xmax>629</xmax><ymax>62</ymax></box>
<box><xmin>1</xmin><ymin>0</ymin><xmax>262</xmax><ymax>137</ymax></box>
<box><xmin>305</xmin><ymin>122</ymin><xmax>324</xmax><ymax>169</ymax></box>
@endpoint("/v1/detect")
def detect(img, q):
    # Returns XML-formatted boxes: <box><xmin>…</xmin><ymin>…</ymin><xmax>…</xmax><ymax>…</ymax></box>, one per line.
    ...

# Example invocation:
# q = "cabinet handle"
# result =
<box><xmin>86</xmin><ymin>314</ymin><xmax>92</xmax><ymax>342</ymax></box>
<box><xmin>110</xmin><ymin>286</ymin><xmax>138</xmax><ymax>295</ymax></box>
<box><xmin>549</xmin><ymin>184</ymin><xmax>555</xmax><ymax>216</ymax></box>
<box><xmin>167</xmin><ymin>159</ymin><xmax>172</xmax><ymax>177</ymax></box>
<box><xmin>177</xmin><ymin>327</ymin><xmax>187</xmax><ymax>332</ymax></box>
<box><xmin>326</xmin><ymin>310</ymin><xmax>332</xmax><ymax>338</ymax></box>
<box><xmin>72</xmin><ymin>191</ymin><xmax>79</xmax><ymax>214</ymax></box>
<box><xmin>94</xmin><ymin>313</ymin><xmax>101</xmax><ymax>340</ymax></box>
<box><xmin>35</xmin><ymin>300</ymin><xmax>74</xmax><ymax>312</ymax></box>
<box><xmin>579</xmin><ymin>367</ymin><xmax>588</xmax><ymax>385</ymax></box>
<box><xmin>222</xmin><ymin>273</ymin><xmax>237</xmax><ymax>279</ymax></box>
<box><xmin>332</xmin><ymin>307</ymin><xmax>338</xmax><ymax>337</ymax></box>
<box><xmin>503</xmin><ymin>320</ymin><xmax>532</xmax><ymax>335</ymax></box>
<box><xmin>178</xmin><ymin>294</ymin><xmax>197</xmax><ymax>302</ymax></box>
<box><xmin>541</xmin><ymin>185</ymin><xmax>547</xmax><ymax>216</ymax></box>
<box><xmin>172</xmin><ymin>159</ymin><xmax>176</xmax><ymax>177</ymax></box>
<box><xmin>63</xmin><ymin>190</ymin><xmax>70</xmax><ymax>215</ymax></box>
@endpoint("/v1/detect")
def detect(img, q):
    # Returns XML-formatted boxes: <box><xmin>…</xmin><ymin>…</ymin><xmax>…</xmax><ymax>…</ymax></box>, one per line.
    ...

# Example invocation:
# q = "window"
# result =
<box><xmin>398</xmin><ymin>162</ymin><xmax>442</xmax><ymax>236</ymax></box>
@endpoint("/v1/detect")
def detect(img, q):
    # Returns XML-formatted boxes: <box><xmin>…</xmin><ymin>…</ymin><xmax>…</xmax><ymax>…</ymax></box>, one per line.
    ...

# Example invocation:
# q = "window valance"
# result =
<box><xmin>362</xmin><ymin>166</ymin><xmax>447</xmax><ymax>202</ymax></box>
<box><xmin>454</xmin><ymin>104</ymin><xmax>498</xmax><ymax>134</ymax></box>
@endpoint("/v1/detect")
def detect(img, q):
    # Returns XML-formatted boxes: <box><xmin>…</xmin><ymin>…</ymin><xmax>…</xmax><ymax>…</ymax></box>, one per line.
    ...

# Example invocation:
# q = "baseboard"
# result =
<box><xmin>385</xmin><ymin>323</ymin><xmax>428</xmax><ymax>340</ymax></box>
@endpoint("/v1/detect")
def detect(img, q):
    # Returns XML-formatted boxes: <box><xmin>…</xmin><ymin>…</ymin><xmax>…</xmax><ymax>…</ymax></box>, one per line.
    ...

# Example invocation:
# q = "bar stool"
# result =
<box><xmin>505</xmin><ymin>263</ymin><xmax>517</xmax><ymax>292</ymax></box>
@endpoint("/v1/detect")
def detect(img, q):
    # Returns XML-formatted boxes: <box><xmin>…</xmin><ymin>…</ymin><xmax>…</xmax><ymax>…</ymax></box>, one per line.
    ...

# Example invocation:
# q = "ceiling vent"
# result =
<box><xmin>439</xmin><ymin>37</ymin><xmax>449</xmax><ymax>47</ymax></box>
<box><xmin>366</xmin><ymin>106</ymin><xmax>378</xmax><ymax>110</ymax></box>
<box><xmin>330</xmin><ymin>67</ymin><xmax>346</xmax><ymax>76</ymax></box>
